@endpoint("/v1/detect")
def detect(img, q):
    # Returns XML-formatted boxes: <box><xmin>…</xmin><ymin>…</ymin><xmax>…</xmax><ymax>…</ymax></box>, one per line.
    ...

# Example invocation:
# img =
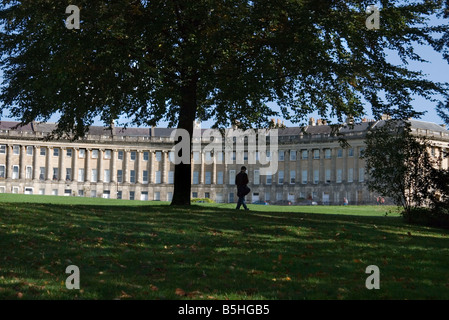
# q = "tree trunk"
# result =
<box><xmin>170</xmin><ymin>76</ymin><xmax>198</xmax><ymax>206</ymax></box>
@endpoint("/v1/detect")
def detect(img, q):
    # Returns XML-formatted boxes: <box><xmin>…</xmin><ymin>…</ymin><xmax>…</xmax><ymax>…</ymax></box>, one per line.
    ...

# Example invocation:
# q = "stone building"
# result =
<box><xmin>0</xmin><ymin>118</ymin><xmax>448</xmax><ymax>205</ymax></box>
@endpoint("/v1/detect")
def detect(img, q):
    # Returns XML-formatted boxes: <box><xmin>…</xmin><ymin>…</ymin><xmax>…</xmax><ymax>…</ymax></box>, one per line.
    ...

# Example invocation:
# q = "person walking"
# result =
<box><xmin>235</xmin><ymin>166</ymin><xmax>250</xmax><ymax>211</ymax></box>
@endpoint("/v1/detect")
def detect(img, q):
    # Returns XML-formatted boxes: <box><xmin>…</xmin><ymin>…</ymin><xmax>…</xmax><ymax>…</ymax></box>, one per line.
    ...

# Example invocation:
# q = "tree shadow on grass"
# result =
<box><xmin>1</xmin><ymin>203</ymin><xmax>449</xmax><ymax>299</ymax></box>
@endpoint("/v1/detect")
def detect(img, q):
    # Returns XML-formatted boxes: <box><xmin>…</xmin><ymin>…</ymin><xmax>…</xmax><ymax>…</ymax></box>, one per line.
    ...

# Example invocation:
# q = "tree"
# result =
<box><xmin>363</xmin><ymin>120</ymin><xmax>438</xmax><ymax>216</ymax></box>
<box><xmin>1</xmin><ymin>1</ymin><xmax>449</xmax><ymax>205</ymax></box>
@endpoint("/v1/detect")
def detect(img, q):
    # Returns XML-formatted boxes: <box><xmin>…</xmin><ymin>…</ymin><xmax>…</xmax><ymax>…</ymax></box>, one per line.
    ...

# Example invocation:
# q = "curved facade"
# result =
<box><xmin>0</xmin><ymin>118</ymin><xmax>448</xmax><ymax>205</ymax></box>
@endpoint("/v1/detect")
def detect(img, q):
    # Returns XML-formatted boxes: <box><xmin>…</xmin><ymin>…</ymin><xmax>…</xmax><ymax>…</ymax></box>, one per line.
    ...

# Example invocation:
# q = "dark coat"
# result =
<box><xmin>236</xmin><ymin>171</ymin><xmax>250</xmax><ymax>197</ymax></box>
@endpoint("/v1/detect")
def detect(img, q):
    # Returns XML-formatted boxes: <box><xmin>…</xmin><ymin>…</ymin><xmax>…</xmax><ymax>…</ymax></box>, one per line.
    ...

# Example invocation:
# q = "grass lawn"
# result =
<box><xmin>0</xmin><ymin>194</ymin><xmax>448</xmax><ymax>300</ymax></box>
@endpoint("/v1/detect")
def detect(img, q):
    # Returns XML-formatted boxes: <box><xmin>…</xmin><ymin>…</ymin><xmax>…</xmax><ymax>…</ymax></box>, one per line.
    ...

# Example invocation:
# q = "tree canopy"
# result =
<box><xmin>1</xmin><ymin>0</ymin><xmax>449</xmax><ymax>205</ymax></box>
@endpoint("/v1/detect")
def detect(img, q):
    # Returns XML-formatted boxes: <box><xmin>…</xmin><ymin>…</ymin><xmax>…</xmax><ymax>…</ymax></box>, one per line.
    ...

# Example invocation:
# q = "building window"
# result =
<box><xmin>229</xmin><ymin>170</ymin><xmax>236</xmax><ymax>184</ymax></box>
<box><xmin>26</xmin><ymin>146</ymin><xmax>33</xmax><ymax>156</ymax></box>
<box><xmin>313</xmin><ymin>169</ymin><xmax>319</xmax><ymax>184</ymax></box>
<box><xmin>39</xmin><ymin>189</ymin><xmax>45</xmax><ymax>195</ymax></box>
<box><xmin>129</xmin><ymin>191</ymin><xmax>135</xmax><ymax>200</ymax></box>
<box><xmin>0</xmin><ymin>145</ymin><xmax>6</xmax><ymax>154</ymax></box>
<box><xmin>359</xmin><ymin>147</ymin><xmax>365</xmax><ymax>158</ymax></box>
<box><xmin>336</xmin><ymin>169</ymin><xmax>343</xmax><ymax>183</ymax></box>
<box><xmin>301</xmin><ymin>170</ymin><xmax>308</xmax><ymax>184</ymax></box>
<box><xmin>276</xmin><ymin>192</ymin><xmax>283</xmax><ymax>201</ymax></box>
<box><xmin>348</xmin><ymin>168</ymin><xmax>354</xmax><ymax>183</ymax></box>
<box><xmin>348</xmin><ymin>148</ymin><xmax>354</xmax><ymax>157</ymax></box>
<box><xmin>167</xmin><ymin>192</ymin><xmax>173</xmax><ymax>201</ymax></box>
<box><xmin>130</xmin><ymin>151</ymin><xmax>136</xmax><ymax>161</ymax></box>
<box><xmin>193</xmin><ymin>171</ymin><xmax>199</xmax><ymax>184</ymax></box>
<box><xmin>205</xmin><ymin>171</ymin><xmax>212</xmax><ymax>185</ymax></box>
<box><xmin>290</xmin><ymin>150</ymin><xmax>297</xmax><ymax>161</ymax></box>
<box><xmin>79</xmin><ymin>149</ymin><xmax>85</xmax><ymax>158</ymax></box>
<box><xmin>53</xmin><ymin>168</ymin><xmax>59</xmax><ymax>180</ymax></box>
<box><xmin>205</xmin><ymin>192</ymin><xmax>210</xmax><ymax>199</ymax></box>
<box><xmin>143</xmin><ymin>151</ymin><xmax>149</xmax><ymax>161</ymax></box>
<box><xmin>52</xmin><ymin>189</ymin><xmax>58</xmax><ymax>196</ymax></box>
<box><xmin>53</xmin><ymin>148</ymin><xmax>59</xmax><ymax>157</ymax></box>
<box><xmin>278</xmin><ymin>151</ymin><xmax>285</xmax><ymax>161</ymax></box>
<box><xmin>337</xmin><ymin>148</ymin><xmax>343</xmax><ymax>158</ymax></box>
<box><xmin>40</xmin><ymin>167</ymin><xmax>46</xmax><ymax>181</ymax></box>
<box><xmin>324</xmin><ymin>149</ymin><xmax>331</xmax><ymax>159</ymax></box>
<box><xmin>140</xmin><ymin>191</ymin><xmax>148</xmax><ymax>201</ymax></box>
<box><xmin>266</xmin><ymin>172</ymin><xmax>272</xmax><ymax>185</ymax></box>
<box><xmin>153</xmin><ymin>191</ymin><xmax>160</xmax><ymax>201</ymax></box>
<box><xmin>143</xmin><ymin>170</ymin><xmax>149</xmax><ymax>184</ymax></box>
<box><xmin>66</xmin><ymin>168</ymin><xmax>72</xmax><ymax>181</ymax></box>
<box><xmin>359</xmin><ymin>168</ymin><xmax>365</xmax><ymax>182</ymax></box>
<box><xmin>118</xmin><ymin>151</ymin><xmax>124</xmax><ymax>160</ymax></box>
<box><xmin>117</xmin><ymin>191</ymin><xmax>122</xmax><ymax>199</ymax></box>
<box><xmin>217</xmin><ymin>171</ymin><xmax>224</xmax><ymax>185</ymax></box>
<box><xmin>192</xmin><ymin>192</ymin><xmax>198</xmax><ymax>198</ymax></box>
<box><xmin>103</xmin><ymin>190</ymin><xmax>111</xmax><ymax>199</ymax></box>
<box><xmin>301</xmin><ymin>150</ymin><xmax>308</xmax><ymax>160</ymax></box>
<box><xmin>117</xmin><ymin>170</ymin><xmax>123</xmax><ymax>183</ymax></box>
<box><xmin>156</xmin><ymin>151</ymin><xmax>162</xmax><ymax>162</ymax></box>
<box><xmin>313</xmin><ymin>149</ymin><xmax>320</xmax><ymax>159</ymax></box>
<box><xmin>13</xmin><ymin>145</ymin><xmax>20</xmax><ymax>155</ymax></box>
<box><xmin>67</xmin><ymin>148</ymin><xmax>72</xmax><ymax>157</ymax></box>
<box><xmin>155</xmin><ymin>171</ymin><xmax>161</xmax><ymax>184</ymax></box>
<box><xmin>169</xmin><ymin>151</ymin><xmax>175</xmax><ymax>163</ymax></box>
<box><xmin>325</xmin><ymin>169</ymin><xmax>331</xmax><ymax>184</ymax></box>
<box><xmin>278</xmin><ymin>170</ymin><xmax>284</xmax><ymax>184</ymax></box>
<box><xmin>130</xmin><ymin>170</ymin><xmax>136</xmax><ymax>183</ymax></box>
<box><xmin>104</xmin><ymin>149</ymin><xmax>112</xmax><ymax>159</ymax></box>
<box><xmin>0</xmin><ymin>165</ymin><xmax>5</xmax><ymax>178</ymax></box>
<box><xmin>78</xmin><ymin>168</ymin><xmax>85</xmax><ymax>182</ymax></box>
<box><xmin>92</xmin><ymin>149</ymin><xmax>99</xmax><ymax>159</ymax></box>
<box><xmin>91</xmin><ymin>169</ymin><xmax>98</xmax><ymax>182</ymax></box>
<box><xmin>26</xmin><ymin>166</ymin><xmax>33</xmax><ymax>180</ymax></box>
<box><xmin>254</xmin><ymin>170</ymin><xmax>260</xmax><ymax>185</ymax></box>
<box><xmin>290</xmin><ymin>170</ymin><xmax>296</xmax><ymax>184</ymax></box>
<box><xmin>40</xmin><ymin>147</ymin><xmax>46</xmax><ymax>156</ymax></box>
<box><xmin>168</xmin><ymin>171</ymin><xmax>174</xmax><ymax>184</ymax></box>
<box><xmin>104</xmin><ymin>169</ymin><xmax>110</xmax><ymax>183</ymax></box>
<box><xmin>12</xmin><ymin>165</ymin><xmax>19</xmax><ymax>179</ymax></box>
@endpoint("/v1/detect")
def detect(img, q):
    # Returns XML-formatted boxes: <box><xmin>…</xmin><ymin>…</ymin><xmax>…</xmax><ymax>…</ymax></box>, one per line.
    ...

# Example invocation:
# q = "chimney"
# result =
<box><xmin>381</xmin><ymin>114</ymin><xmax>391</xmax><ymax>121</ymax></box>
<box><xmin>309</xmin><ymin>117</ymin><xmax>315</xmax><ymax>126</ymax></box>
<box><xmin>441</xmin><ymin>124</ymin><xmax>447</xmax><ymax>129</ymax></box>
<box><xmin>316</xmin><ymin>119</ymin><xmax>323</xmax><ymax>126</ymax></box>
<box><xmin>362</xmin><ymin>118</ymin><xmax>368</xmax><ymax>123</ymax></box>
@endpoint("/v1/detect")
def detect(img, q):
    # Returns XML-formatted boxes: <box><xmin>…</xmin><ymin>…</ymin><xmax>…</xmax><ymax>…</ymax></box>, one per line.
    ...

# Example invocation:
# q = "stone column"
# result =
<box><xmin>72</xmin><ymin>148</ymin><xmax>78</xmax><ymax>182</ymax></box>
<box><xmin>6</xmin><ymin>145</ymin><xmax>12</xmax><ymax>180</ymax></box>
<box><xmin>98</xmin><ymin>149</ymin><xmax>104</xmax><ymax>183</ymax></box>
<box><xmin>111</xmin><ymin>149</ymin><xmax>117</xmax><ymax>183</ymax></box>
<box><xmin>20</xmin><ymin>145</ymin><xmax>26</xmax><ymax>180</ymax></box>
<box><xmin>200</xmin><ymin>152</ymin><xmax>205</xmax><ymax>184</ymax></box>
<box><xmin>85</xmin><ymin>148</ymin><xmax>91</xmax><ymax>182</ymax></box>
<box><xmin>123</xmin><ymin>149</ymin><xmax>129</xmax><ymax>183</ymax></box>
<box><xmin>162</xmin><ymin>150</ymin><xmax>168</xmax><ymax>184</ymax></box>
<box><xmin>46</xmin><ymin>146</ymin><xmax>52</xmax><ymax>181</ymax></box>
<box><xmin>33</xmin><ymin>146</ymin><xmax>40</xmax><ymax>181</ymax></box>
<box><xmin>137</xmin><ymin>150</ymin><xmax>143</xmax><ymax>184</ymax></box>
<box><xmin>59</xmin><ymin>147</ymin><xmax>65</xmax><ymax>182</ymax></box>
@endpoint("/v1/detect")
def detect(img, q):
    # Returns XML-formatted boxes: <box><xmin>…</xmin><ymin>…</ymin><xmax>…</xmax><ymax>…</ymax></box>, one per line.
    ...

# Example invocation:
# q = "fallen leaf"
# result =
<box><xmin>175</xmin><ymin>288</ymin><xmax>186</xmax><ymax>296</ymax></box>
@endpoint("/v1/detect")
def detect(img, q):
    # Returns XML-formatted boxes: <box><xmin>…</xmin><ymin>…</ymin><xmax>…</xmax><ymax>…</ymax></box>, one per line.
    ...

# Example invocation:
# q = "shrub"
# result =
<box><xmin>191</xmin><ymin>198</ymin><xmax>215</xmax><ymax>203</ymax></box>
<box><xmin>403</xmin><ymin>207</ymin><xmax>449</xmax><ymax>229</ymax></box>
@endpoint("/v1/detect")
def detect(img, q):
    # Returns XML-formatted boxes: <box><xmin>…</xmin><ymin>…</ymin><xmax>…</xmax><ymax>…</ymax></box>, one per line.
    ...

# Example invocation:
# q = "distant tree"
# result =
<box><xmin>1</xmin><ymin>1</ymin><xmax>449</xmax><ymax>205</ymax></box>
<box><xmin>363</xmin><ymin>120</ymin><xmax>439</xmax><ymax>216</ymax></box>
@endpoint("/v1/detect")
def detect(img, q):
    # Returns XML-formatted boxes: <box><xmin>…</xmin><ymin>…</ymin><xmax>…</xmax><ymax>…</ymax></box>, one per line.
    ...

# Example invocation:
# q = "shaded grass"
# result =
<box><xmin>0</xmin><ymin>195</ymin><xmax>448</xmax><ymax>300</ymax></box>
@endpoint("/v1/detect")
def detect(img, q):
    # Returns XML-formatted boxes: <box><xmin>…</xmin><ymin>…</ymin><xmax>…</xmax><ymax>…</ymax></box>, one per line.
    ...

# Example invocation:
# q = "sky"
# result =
<box><xmin>1</xmin><ymin>6</ymin><xmax>449</xmax><ymax>129</ymax></box>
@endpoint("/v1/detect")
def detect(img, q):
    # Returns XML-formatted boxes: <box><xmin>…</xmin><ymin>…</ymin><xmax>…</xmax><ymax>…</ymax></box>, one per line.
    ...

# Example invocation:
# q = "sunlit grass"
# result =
<box><xmin>0</xmin><ymin>194</ymin><xmax>448</xmax><ymax>300</ymax></box>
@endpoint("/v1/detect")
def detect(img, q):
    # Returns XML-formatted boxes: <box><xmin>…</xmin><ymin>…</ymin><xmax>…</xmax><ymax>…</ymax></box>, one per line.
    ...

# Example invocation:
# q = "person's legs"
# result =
<box><xmin>236</xmin><ymin>197</ymin><xmax>243</xmax><ymax>209</ymax></box>
<box><xmin>242</xmin><ymin>197</ymin><xmax>249</xmax><ymax>210</ymax></box>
